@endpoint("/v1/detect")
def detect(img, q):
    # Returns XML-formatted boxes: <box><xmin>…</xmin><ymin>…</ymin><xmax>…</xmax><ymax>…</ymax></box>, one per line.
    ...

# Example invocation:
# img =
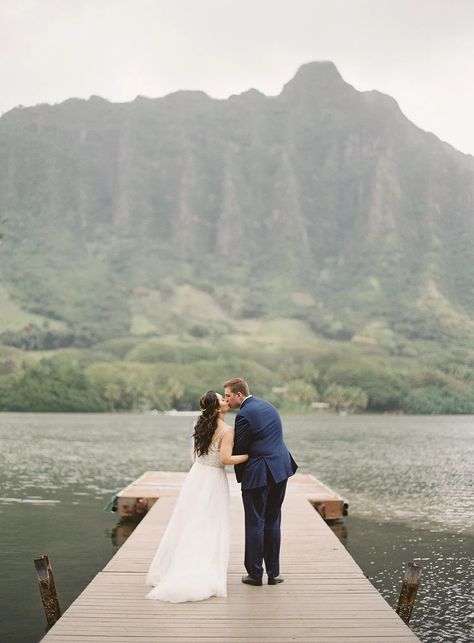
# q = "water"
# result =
<box><xmin>0</xmin><ymin>413</ymin><xmax>473</xmax><ymax>642</ymax></box>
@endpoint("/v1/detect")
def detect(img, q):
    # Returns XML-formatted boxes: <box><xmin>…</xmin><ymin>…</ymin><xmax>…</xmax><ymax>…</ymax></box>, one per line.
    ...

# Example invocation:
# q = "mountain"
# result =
<box><xmin>1</xmin><ymin>61</ymin><xmax>474</xmax><ymax>412</ymax></box>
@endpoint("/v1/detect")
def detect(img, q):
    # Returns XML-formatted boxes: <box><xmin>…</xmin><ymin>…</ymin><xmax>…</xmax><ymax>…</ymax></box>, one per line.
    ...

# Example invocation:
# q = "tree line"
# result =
<box><xmin>0</xmin><ymin>354</ymin><xmax>473</xmax><ymax>414</ymax></box>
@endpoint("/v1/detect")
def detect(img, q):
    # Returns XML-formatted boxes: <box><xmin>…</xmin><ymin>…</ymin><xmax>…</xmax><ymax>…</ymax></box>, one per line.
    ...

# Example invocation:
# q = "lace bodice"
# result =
<box><xmin>195</xmin><ymin>431</ymin><xmax>226</xmax><ymax>468</ymax></box>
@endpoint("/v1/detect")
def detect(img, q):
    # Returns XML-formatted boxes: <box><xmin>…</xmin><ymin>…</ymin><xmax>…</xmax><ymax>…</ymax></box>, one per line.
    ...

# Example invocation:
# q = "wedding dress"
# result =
<box><xmin>145</xmin><ymin>430</ymin><xmax>230</xmax><ymax>602</ymax></box>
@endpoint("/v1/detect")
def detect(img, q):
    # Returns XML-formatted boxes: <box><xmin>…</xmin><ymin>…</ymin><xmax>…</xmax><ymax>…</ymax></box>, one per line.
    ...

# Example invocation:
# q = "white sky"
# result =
<box><xmin>1</xmin><ymin>0</ymin><xmax>473</xmax><ymax>155</ymax></box>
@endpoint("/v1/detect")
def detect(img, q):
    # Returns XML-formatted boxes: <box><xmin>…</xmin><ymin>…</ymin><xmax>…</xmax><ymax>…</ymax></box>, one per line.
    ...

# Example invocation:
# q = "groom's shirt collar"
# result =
<box><xmin>239</xmin><ymin>395</ymin><xmax>253</xmax><ymax>409</ymax></box>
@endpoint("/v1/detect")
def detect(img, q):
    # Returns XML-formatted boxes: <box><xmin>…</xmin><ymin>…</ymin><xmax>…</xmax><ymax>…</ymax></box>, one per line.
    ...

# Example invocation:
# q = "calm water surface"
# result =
<box><xmin>0</xmin><ymin>413</ymin><xmax>473</xmax><ymax>642</ymax></box>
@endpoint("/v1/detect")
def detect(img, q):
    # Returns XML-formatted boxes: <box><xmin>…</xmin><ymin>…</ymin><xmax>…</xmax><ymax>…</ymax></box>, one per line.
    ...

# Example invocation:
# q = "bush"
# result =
<box><xmin>85</xmin><ymin>361</ymin><xmax>196</xmax><ymax>411</ymax></box>
<box><xmin>0</xmin><ymin>324</ymin><xmax>98</xmax><ymax>350</ymax></box>
<box><xmin>0</xmin><ymin>358</ymin><xmax>105</xmax><ymax>412</ymax></box>
<box><xmin>402</xmin><ymin>384</ymin><xmax>474</xmax><ymax>414</ymax></box>
<box><xmin>321</xmin><ymin>356</ymin><xmax>408</xmax><ymax>411</ymax></box>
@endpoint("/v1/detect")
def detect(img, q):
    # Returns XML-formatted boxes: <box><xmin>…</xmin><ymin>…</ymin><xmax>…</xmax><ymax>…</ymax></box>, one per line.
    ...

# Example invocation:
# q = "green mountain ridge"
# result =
<box><xmin>1</xmin><ymin>61</ymin><xmax>474</xmax><ymax>412</ymax></box>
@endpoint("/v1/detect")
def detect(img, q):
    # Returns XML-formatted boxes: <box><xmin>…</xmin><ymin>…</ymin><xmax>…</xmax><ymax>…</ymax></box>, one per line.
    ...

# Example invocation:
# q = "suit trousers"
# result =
<box><xmin>241</xmin><ymin>473</ymin><xmax>288</xmax><ymax>580</ymax></box>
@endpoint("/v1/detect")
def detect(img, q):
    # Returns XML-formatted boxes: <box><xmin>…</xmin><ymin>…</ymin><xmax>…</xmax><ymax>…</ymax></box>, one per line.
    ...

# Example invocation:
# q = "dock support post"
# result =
<box><xmin>34</xmin><ymin>555</ymin><xmax>61</xmax><ymax>629</ymax></box>
<box><xmin>396</xmin><ymin>561</ymin><xmax>422</xmax><ymax>625</ymax></box>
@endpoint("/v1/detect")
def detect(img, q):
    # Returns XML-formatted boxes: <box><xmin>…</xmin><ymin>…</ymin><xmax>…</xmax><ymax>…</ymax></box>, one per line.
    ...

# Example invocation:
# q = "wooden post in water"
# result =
<box><xmin>34</xmin><ymin>555</ymin><xmax>61</xmax><ymax>629</ymax></box>
<box><xmin>396</xmin><ymin>561</ymin><xmax>422</xmax><ymax>625</ymax></box>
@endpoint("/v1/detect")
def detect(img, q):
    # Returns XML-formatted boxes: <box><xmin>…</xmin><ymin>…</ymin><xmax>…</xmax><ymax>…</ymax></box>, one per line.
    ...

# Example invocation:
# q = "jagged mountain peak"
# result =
<box><xmin>279</xmin><ymin>61</ymin><xmax>352</xmax><ymax>99</ymax></box>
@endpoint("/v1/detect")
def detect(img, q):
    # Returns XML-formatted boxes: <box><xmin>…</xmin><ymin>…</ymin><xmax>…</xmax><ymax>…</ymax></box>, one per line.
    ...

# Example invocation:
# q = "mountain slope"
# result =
<box><xmin>0</xmin><ymin>61</ymin><xmax>473</xmax><ymax>349</ymax></box>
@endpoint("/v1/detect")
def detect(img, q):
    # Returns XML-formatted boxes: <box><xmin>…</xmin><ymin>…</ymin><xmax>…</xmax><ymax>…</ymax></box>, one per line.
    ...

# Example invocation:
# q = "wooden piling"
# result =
<box><xmin>396</xmin><ymin>561</ymin><xmax>422</xmax><ymax>625</ymax></box>
<box><xmin>34</xmin><ymin>555</ymin><xmax>61</xmax><ymax>629</ymax></box>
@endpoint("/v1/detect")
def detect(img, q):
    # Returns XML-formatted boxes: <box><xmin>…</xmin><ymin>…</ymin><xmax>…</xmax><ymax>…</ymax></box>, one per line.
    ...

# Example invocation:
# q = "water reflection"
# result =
<box><xmin>328</xmin><ymin>519</ymin><xmax>348</xmax><ymax>543</ymax></box>
<box><xmin>108</xmin><ymin>516</ymin><xmax>145</xmax><ymax>548</ymax></box>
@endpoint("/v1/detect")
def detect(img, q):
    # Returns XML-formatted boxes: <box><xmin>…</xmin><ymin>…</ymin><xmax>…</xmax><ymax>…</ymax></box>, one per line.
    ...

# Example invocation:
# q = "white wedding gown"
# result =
<box><xmin>145</xmin><ymin>431</ymin><xmax>230</xmax><ymax>602</ymax></box>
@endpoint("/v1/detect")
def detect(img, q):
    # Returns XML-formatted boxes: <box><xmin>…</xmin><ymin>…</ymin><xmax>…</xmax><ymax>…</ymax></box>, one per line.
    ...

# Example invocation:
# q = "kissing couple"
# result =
<box><xmin>145</xmin><ymin>377</ymin><xmax>298</xmax><ymax>602</ymax></box>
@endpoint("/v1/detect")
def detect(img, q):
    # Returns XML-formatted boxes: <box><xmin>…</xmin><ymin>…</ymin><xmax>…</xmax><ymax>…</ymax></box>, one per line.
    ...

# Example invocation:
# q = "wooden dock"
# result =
<box><xmin>42</xmin><ymin>472</ymin><xmax>420</xmax><ymax>642</ymax></box>
<box><xmin>115</xmin><ymin>471</ymin><xmax>348</xmax><ymax>521</ymax></box>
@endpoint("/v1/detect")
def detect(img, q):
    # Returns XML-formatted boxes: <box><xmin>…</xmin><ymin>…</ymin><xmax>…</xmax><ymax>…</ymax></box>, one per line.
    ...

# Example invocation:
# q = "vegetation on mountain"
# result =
<box><xmin>1</xmin><ymin>62</ymin><xmax>473</xmax><ymax>413</ymax></box>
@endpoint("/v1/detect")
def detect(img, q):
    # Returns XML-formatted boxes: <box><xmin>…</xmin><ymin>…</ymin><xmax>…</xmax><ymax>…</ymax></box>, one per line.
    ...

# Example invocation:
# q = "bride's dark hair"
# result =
<box><xmin>193</xmin><ymin>390</ymin><xmax>221</xmax><ymax>456</ymax></box>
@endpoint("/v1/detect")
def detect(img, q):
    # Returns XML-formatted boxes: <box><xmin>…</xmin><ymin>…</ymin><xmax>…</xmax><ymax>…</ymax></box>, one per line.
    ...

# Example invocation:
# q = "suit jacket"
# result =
<box><xmin>232</xmin><ymin>396</ymin><xmax>297</xmax><ymax>490</ymax></box>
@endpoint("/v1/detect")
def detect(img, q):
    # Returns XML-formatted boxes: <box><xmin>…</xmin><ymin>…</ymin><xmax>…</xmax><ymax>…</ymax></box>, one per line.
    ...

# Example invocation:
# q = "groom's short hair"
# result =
<box><xmin>223</xmin><ymin>378</ymin><xmax>250</xmax><ymax>396</ymax></box>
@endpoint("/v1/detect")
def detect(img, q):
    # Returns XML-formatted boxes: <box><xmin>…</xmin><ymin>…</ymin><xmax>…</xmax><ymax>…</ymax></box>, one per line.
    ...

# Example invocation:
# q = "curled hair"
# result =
<box><xmin>193</xmin><ymin>390</ymin><xmax>220</xmax><ymax>456</ymax></box>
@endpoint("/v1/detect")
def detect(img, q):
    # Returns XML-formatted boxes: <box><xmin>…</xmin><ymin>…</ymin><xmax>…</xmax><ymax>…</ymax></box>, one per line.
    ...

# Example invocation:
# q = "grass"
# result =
<box><xmin>128</xmin><ymin>284</ymin><xmax>232</xmax><ymax>335</ymax></box>
<box><xmin>0</xmin><ymin>285</ymin><xmax>66</xmax><ymax>332</ymax></box>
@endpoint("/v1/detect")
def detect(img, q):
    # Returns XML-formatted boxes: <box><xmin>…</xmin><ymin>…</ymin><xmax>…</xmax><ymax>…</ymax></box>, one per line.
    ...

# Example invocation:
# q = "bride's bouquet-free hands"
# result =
<box><xmin>220</xmin><ymin>428</ymin><xmax>249</xmax><ymax>465</ymax></box>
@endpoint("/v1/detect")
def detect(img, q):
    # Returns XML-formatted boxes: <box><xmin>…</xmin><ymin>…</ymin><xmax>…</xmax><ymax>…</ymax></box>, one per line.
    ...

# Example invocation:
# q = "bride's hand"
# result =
<box><xmin>220</xmin><ymin>430</ymin><xmax>249</xmax><ymax>465</ymax></box>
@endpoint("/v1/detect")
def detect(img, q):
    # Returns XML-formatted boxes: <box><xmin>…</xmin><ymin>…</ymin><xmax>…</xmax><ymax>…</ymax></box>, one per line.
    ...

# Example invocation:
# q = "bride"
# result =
<box><xmin>145</xmin><ymin>390</ymin><xmax>248</xmax><ymax>603</ymax></box>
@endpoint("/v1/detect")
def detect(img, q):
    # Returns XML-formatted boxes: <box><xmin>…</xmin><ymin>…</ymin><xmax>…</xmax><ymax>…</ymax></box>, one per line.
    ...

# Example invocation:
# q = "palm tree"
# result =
<box><xmin>324</xmin><ymin>384</ymin><xmax>368</xmax><ymax>413</ymax></box>
<box><xmin>103</xmin><ymin>383</ymin><xmax>121</xmax><ymax>411</ymax></box>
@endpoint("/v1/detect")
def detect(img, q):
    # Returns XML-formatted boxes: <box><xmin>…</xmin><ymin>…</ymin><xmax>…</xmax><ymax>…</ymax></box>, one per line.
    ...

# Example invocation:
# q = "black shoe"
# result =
<box><xmin>268</xmin><ymin>576</ymin><xmax>284</xmax><ymax>585</ymax></box>
<box><xmin>241</xmin><ymin>575</ymin><xmax>263</xmax><ymax>586</ymax></box>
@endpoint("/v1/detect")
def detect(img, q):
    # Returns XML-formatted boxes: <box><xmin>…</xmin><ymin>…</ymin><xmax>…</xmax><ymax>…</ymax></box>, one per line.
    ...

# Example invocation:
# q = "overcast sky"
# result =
<box><xmin>1</xmin><ymin>0</ymin><xmax>473</xmax><ymax>155</ymax></box>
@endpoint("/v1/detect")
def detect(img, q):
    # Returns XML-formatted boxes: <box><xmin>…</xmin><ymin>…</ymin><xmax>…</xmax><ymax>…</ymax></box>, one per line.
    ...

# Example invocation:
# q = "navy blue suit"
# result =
<box><xmin>232</xmin><ymin>396</ymin><xmax>297</xmax><ymax>580</ymax></box>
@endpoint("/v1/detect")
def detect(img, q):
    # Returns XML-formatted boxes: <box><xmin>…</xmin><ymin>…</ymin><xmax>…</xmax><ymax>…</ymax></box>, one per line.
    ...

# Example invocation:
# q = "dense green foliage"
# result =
<box><xmin>1</xmin><ymin>336</ymin><xmax>474</xmax><ymax>414</ymax></box>
<box><xmin>0</xmin><ymin>358</ymin><xmax>105</xmax><ymax>412</ymax></box>
<box><xmin>0</xmin><ymin>323</ymin><xmax>96</xmax><ymax>350</ymax></box>
<box><xmin>1</xmin><ymin>62</ymin><xmax>474</xmax><ymax>413</ymax></box>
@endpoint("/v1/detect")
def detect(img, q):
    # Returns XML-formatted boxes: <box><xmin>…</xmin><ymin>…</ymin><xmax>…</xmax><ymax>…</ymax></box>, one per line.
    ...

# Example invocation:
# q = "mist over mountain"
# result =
<box><xmin>1</xmin><ymin>61</ymin><xmax>474</xmax><ymax>352</ymax></box>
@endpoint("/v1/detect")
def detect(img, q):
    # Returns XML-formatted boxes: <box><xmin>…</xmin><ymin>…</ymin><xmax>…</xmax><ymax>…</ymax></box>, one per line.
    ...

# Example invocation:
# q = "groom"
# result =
<box><xmin>224</xmin><ymin>377</ymin><xmax>297</xmax><ymax>586</ymax></box>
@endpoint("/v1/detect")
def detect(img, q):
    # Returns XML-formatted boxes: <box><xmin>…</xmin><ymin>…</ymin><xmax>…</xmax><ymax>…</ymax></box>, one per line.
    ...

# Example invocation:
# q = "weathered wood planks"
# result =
<box><xmin>41</xmin><ymin>472</ymin><xmax>420</xmax><ymax>642</ymax></box>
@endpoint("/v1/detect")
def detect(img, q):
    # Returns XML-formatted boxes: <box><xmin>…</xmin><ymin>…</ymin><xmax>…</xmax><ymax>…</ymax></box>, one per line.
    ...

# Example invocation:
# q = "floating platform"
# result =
<box><xmin>42</xmin><ymin>472</ymin><xmax>420</xmax><ymax>642</ymax></box>
<box><xmin>115</xmin><ymin>471</ymin><xmax>348</xmax><ymax>521</ymax></box>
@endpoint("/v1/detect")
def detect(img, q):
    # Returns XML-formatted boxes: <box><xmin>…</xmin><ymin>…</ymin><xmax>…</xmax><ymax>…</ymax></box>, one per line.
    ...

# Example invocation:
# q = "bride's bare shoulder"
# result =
<box><xmin>217</xmin><ymin>424</ymin><xmax>234</xmax><ymax>441</ymax></box>
<box><xmin>214</xmin><ymin>422</ymin><xmax>233</xmax><ymax>443</ymax></box>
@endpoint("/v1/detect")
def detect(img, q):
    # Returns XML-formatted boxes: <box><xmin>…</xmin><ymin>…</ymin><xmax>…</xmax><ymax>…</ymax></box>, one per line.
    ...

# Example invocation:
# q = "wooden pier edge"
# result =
<box><xmin>115</xmin><ymin>471</ymin><xmax>348</xmax><ymax>521</ymax></box>
<box><xmin>41</xmin><ymin>472</ymin><xmax>421</xmax><ymax>642</ymax></box>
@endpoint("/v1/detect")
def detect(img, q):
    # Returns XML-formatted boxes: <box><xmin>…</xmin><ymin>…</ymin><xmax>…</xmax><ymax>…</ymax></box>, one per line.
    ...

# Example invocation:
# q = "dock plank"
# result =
<box><xmin>42</xmin><ymin>473</ymin><xmax>420</xmax><ymax>642</ymax></box>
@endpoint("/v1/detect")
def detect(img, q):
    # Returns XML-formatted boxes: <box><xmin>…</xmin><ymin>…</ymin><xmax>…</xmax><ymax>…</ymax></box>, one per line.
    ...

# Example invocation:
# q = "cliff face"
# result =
<box><xmin>1</xmin><ymin>61</ymin><xmax>473</xmax><ymax>339</ymax></box>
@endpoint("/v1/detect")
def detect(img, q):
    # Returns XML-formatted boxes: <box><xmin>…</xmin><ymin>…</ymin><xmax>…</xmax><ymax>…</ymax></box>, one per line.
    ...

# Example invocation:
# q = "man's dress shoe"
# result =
<box><xmin>268</xmin><ymin>576</ymin><xmax>284</xmax><ymax>585</ymax></box>
<box><xmin>241</xmin><ymin>575</ymin><xmax>263</xmax><ymax>586</ymax></box>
